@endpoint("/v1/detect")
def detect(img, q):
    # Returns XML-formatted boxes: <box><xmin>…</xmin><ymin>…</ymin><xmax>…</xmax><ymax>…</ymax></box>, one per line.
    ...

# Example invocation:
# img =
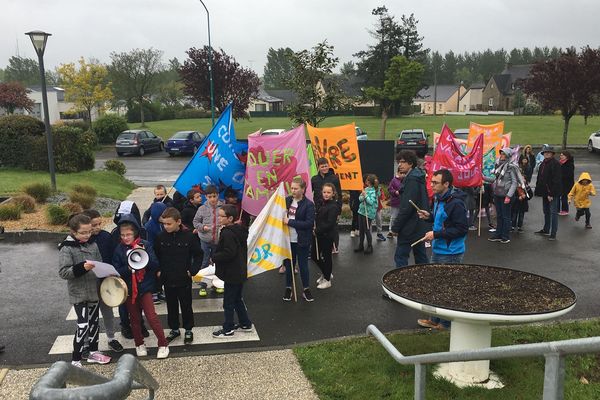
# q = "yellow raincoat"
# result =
<box><xmin>568</xmin><ymin>172</ymin><xmax>596</xmax><ymax>208</ymax></box>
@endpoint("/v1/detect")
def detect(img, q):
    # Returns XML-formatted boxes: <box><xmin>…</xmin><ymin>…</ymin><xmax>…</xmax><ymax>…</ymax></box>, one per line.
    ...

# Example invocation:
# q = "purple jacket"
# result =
<box><xmin>388</xmin><ymin>175</ymin><xmax>404</xmax><ymax>208</ymax></box>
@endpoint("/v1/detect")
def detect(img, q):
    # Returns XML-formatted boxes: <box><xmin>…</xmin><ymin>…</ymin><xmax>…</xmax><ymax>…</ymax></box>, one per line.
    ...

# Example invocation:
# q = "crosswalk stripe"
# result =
<box><xmin>48</xmin><ymin>326</ymin><xmax>260</xmax><ymax>355</ymax></box>
<box><xmin>65</xmin><ymin>298</ymin><xmax>224</xmax><ymax>320</ymax></box>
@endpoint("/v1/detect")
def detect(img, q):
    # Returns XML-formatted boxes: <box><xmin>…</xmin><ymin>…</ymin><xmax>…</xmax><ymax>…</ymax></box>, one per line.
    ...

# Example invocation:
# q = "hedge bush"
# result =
<box><xmin>0</xmin><ymin>115</ymin><xmax>46</xmax><ymax>169</ymax></box>
<box><xmin>104</xmin><ymin>159</ymin><xmax>126</xmax><ymax>176</ymax></box>
<box><xmin>69</xmin><ymin>191</ymin><xmax>96</xmax><ymax>209</ymax></box>
<box><xmin>94</xmin><ymin>114</ymin><xmax>129</xmax><ymax>144</ymax></box>
<box><xmin>9</xmin><ymin>195</ymin><xmax>36</xmax><ymax>213</ymax></box>
<box><xmin>46</xmin><ymin>204</ymin><xmax>70</xmax><ymax>225</ymax></box>
<box><xmin>71</xmin><ymin>184</ymin><xmax>97</xmax><ymax>197</ymax></box>
<box><xmin>62</xmin><ymin>202</ymin><xmax>83</xmax><ymax>215</ymax></box>
<box><xmin>0</xmin><ymin>203</ymin><xmax>22</xmax><ymax>221</ymax></box>
<box><xmin>22</xmin><ymin>182</ymin><xmax>52</xmax><ymax>203</ymax></box>
<box><xmin>175</xmin><ymin>108</ymin><xmax>212</xmax><ymax>119</ymax></box>
<box><xmin>51</xmin><ymin>125</ymin><xmax>95</xmax><ymax>173</ymax></box>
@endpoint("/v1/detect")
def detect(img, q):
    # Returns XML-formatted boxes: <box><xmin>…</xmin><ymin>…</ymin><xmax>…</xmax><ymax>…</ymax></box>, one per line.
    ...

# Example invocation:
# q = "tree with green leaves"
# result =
<box><xmin>108</xmin><ymin>48</ymin><xmax>164</xmax><ymax>126</ymax></box>
<box><xmin>364</xmin><ymin>56</ymin><xmax>424</xmax><ymax>138</ymax></box>
<box><xmin>0</xmin><ymin>81</ymin><xmax>34</xmax><ymax>113</ymax></box>
<box><xmin>285</xmin><ymin>40</ymin><xmax>343</xmax><ymax>127</ymax></box>
<box><xmin>57</xmin><ymin>57</ymin><xmax>113</xmax><ymax>124</ymax></box>
<box><xmin>4</xmin><ymin>56</ymin><xmax>39</xmax><ymax>86</ymax></box>
<box><xmin>263</xmin><ymin>47</ymin><xmax>295</xmax><ymax>89</ymax></box>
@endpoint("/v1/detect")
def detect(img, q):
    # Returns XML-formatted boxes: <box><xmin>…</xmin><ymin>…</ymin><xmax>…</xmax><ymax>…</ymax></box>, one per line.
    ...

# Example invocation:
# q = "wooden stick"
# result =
<box><xmin>478</xmin><ymin>186</ymin><xmax>483</xmax><ymax>237</ymax></box>
<box><xmin>409</xmin><ymin>199</ymin><xmax>422</xmax><ymax>212</ymax></box>
<box><xmin>411</xmin><ymin>236</ymin><xmax>427</xmax><ymax>247</ymax></box>
<box><xmin>291</xmin><ymin>261</ymin><xmax>298</xmax><ymax>303</ymax></box>
<box><xmin>314</xmin><ymin>234</ymin><xmax>320</xmax><ymax>261</ymax></box>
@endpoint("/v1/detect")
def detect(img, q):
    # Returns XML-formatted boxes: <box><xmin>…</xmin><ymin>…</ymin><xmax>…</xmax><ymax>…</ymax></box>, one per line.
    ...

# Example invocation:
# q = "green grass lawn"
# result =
<box><xmin>1</xmin><ymin>169</ymin><xmax>135</xmax><ymax>200</ymax></box>
<box><xmin>131</xmin><ymin>115</ymin><xmax>600</xmax><ymax>146</ymax></box>
<box><xmin>294</xmin><ymin>319</ymin><xmax>600</xmax><ymax>400</ymax></box>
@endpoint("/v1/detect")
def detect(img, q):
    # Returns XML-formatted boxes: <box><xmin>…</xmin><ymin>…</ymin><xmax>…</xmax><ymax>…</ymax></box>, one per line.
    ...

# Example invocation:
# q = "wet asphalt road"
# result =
<box><xmin>2</xmin><ymin>149</ymin><xmax>600</xmax><ymax>368</ymax></box>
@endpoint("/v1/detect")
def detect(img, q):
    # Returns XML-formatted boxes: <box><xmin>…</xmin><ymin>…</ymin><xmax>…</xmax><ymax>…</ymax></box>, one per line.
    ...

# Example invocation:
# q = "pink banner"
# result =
<box><xmin>242</xmin><ymin>126</ymin><xmax>313</xmax><ymax>216</ymax></box>
<box><xmin>428</xmin><ymin>124</ymin><xmax>484</xmax><ymax>188</ymax></box>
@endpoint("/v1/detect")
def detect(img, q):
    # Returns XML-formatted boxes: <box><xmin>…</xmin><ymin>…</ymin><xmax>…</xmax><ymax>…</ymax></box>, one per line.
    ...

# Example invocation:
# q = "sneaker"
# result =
<box><xmin>108</xmin><ymin>339</ymin><xmax>124</xmax><ymax>352</ymax></box>
<box><xmin>278</xmin><ymin>265</ymin><xmax>286</xmax><ymax>274</ymax></box>
<box><xmin>141</xmin><ymin>325</ymin><xmax>150</xmax><ymax>338</ymax></box>
<box><xmin>575</xmin><ymin>215</ymin><xmax>580</xmax><ymax>222</ymax></box>
<box><xmin>548</xmin><ymin>236</ymin><xmax>557</xmax><ymax>241</ymax></box>
<box><xmin>559</xmin><ymin>211</ymin><xmax>569</xmax><ymax>216</ymax></box>
<box><xmin>302</xmin><ymin>288</ymin><xmax>315</xmax><ymax>302</ymax></box>
<box><xmin>136</xmin><ymin>344</ymin><xmax>147</xmax><ymax>357</ymax></box>
<box><xmin>488</xmin><ymin>237</ymin><xmax>502</xmax><ymax>242</ymax></box>
<box><xmin>586</xmin><ymin>224</ymin><xmax>593</xmax><ymax>229</ymax></box>
<box><xmin>199</xmin><ymin>288</ymin><xmax>208</xmax><ymax>297</ymax></box>
<box><xmin>87</xmin><ymin>351</ymin><xmax>111</xmax><ymax>365</ymax></box>
<box><xmin>212</xmin><ymin>328</ymin><xmax>234</xmax><ymax>338</ymax></box>
<box><xmin>535</xmin><ymin>229</ymin><xmax>550</xmax><ymax>235</ymax></box>
<box><xmin>364</xmin><ymin>245</ymin><xmax>373</xmax><ymax>254</ymax></box>
<box><xmin>350</xmin><ymin>230</ymin><xmax>356</xmax><ymax>238</ymax></box>
<box><xmin>317</xmin><ymin>279</ymin><xmax>331</xmax><ymax>289</ymax></box>
<box><xmin>157</xmin><ymin>291</ymin><xmax>166</xmax><ymax>301</ymax></box>
<box><xmin>488</xmin><ymin>227</ymin><xmax>497</xmax><ymax>233</ymax></box>
<box><xmin>152</xmin><ymin>293</ymin><xmax>161</xmax><ymax>305</ymax></box>
<box><xmin>468</xmin><ymin>225</ymin><xmax>477</xmax><ymax>231</ymax></box>
<box><xmin>184</xmin><ymin>330</ymin><xmax>194</xmax><ymax>344</ymax></box>
<box><xmin>283</xmin><ymin>287</ymin><xmax>293</xmax><ymax>301</ymax></box>
<box><xmin>500</xmin><ymin>239</ymin><xmax>511</xmax><ymax>244</ymax></box>
<box><xmin>215</xmin><ymin>287</ymin><xmax>225</xmax><ymax>294</ymax></box>
<box><xmin>157</xmin><ymin>346</ymin><xmax>169</xmax><ymax>359</ymax></box>
<box><xmin>417</xmin><ymin>319</ymin><xmax>438</xmax><ymax>328</ymax></box>
<box><xmin>294</xmin><ymin>266</ymin><xmax>299</xmax><ymax>274</ymax></box>
<box><xmin>332</xmin><ymin>246</ymin><xmax>339</xmax><ymax>254</ymax></box>
<box><xmin>166</xmin><ymin>329</ymin><xmax>181</xmax><ymax>343</ymax></box>
<box><xmin>510</xmin><ymin>227</ymin><xmax>515</xmax><ymax>232</ymax></box>
<box><xmin>233</xmin><ymin>323</ymin><xmax>254</xmax><ymax>333</ymax></box>
<box><xmin>353</xmin><ymin>246</ymin><xmax>364</xmax><ymax>252</ymax></box>
<box><xmin>316</xmin><ymin>275</ymin><xmax>324</xmax><ymax>285</ymax></box>
<box><xmin>121</xmin><ymin>326</ymin><xmax>133</xmax><ymax>340</ymax></box>
<box><xmin>387</xmin><ymin>231</ymin><xmax>394</xmax><ymax>238</ymax></box>
<box><xmin>376</xmin><ymin>233</ymin><xmax>386</xmax><ymax>242</ymax></box>
<box><xmin>517</xmin><ymin>228</ymin><xmax>524</xmax><ymax>233</ymax></box>
<box><xmin>71</xmin><ymin>360</ymin><xmax>83</xmax><ymax>368</ymax></box>
<box><xmin>81</xmin><ymin>347</ymin><xmax>90</xmax><ymax>360</ymax></box>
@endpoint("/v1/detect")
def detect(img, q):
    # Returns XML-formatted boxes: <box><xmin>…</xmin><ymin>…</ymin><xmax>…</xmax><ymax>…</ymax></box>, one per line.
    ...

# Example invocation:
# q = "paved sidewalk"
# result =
<box><xmin>0</xmin><ymin>350</ymin><xmax>318</xmax><ymax>400</ymax></box>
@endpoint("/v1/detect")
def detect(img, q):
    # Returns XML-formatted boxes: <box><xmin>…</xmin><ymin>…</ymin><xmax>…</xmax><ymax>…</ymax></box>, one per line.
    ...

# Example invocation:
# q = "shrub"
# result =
<box><xmin>127</xmin><ymin>102</ymin><xmax>162</xmax><ymax>123</ymax></box>
<box><xmin>62</xmin><ymin>202</ymin><xmax>83</xmax><ymax>215</ymax></box>
<box><xmin>22</xmin><ymin>182</ymin><xmax>52</xmax><ymax>203</ymax></box>
<box><xmin>46</xmin><ymin>204</ymin><xmax>70</xmax><ymax>225</ymax></box>
<box><xmin>523</xmin><ymin>103</ymin><xmax>542</xmax><ymax>115</ymax></box>
<box><xmin>9</xmin><ymin>195</ymin><xmax>36</xmax><ymax>213</ymax></box>
<box><xmin>71</xmin><ymin>184</ymin><xmax>97</xmax><ymax>197</ymax></box>
<box><xmin>0</xmin><ymin>115</ymin><xmax>45</xmax><ymax>169</ymax></box>
<box><xmin>93</xmin><ymin>114</ymin><xmax>129</xmax><ymax>144</ymax></box>
<box><xmin>54</xmin><ymin>120</ymin><xmax>90</xmax><ymax>131</ymax></box>
<box><xmin>0</xmin><ymin>203</ymin><xmax>22</xmax><ymax>221</ymax></box>
<box><xmin>51</xmin><ymin>125</ymin><xmax>95</xmax><ymax>172</ymax></box>
<box><xmin>82</xmin><ymin>129</ymin><xmax>99</xmax><ymax>149</ymax></box>
<box><xmin>69</xmin><ymin>191</ymin><xmax>96</xmax><ymax>210</ymax></box>
<box><xmin>175</xmin><ymin>108</ymin><xmax>211</xmax><ymax>119</ymax></box>
<box><xmin>104</xmin><ymin>159</ymin><xmax>126</xmax><ymax>176</ymax></box>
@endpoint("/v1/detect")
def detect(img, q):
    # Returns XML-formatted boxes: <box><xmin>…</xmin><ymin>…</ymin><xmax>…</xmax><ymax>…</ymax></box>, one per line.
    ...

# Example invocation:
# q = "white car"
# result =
<box><xmin>261</xmin><ymin>128</ymin><xmax>286</xmax><ymax>135</ymax></box>
<box><xmin>588</xmin><ymin>130</ymin><xmax>600</xmax><ymax>153</ymax></box>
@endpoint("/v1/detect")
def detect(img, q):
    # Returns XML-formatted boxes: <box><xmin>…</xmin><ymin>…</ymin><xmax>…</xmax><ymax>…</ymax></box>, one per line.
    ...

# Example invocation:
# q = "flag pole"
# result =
<box><xmin>291</xmin><ymin>261</ymin><xmax>298</xmax><ymax>302</ymax></box>
<box><xmin>478</xmin><ymin>185</ymin><xmax>483</xmax><ymax>237</ymax></box>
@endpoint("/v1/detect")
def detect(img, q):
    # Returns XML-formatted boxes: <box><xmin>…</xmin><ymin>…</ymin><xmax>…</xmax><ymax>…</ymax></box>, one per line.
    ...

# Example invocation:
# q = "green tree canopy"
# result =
<box><xmin>263</xmin><ymin>47</ymin><xmax>295</xmax><ymax>90</ymax></box>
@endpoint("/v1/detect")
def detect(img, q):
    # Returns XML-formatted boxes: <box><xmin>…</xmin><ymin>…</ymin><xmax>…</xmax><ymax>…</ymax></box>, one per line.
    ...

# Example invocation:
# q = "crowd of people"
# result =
<box><xmin>54</xmin><ymin>145</ymin><xmax>597</xmax><ymax>368</ymax></box>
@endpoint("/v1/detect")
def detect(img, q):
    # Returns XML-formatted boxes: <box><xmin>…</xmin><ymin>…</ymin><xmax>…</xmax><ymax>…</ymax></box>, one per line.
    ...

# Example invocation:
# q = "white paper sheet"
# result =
<box><xmin>87</xmin><ymin>261</ymin><xmax>120</xmax><ymax>278</ymax></box>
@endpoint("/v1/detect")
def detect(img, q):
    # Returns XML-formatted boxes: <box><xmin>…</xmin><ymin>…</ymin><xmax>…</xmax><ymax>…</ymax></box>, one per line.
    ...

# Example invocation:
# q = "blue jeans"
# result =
<box><xmin>493</xmin><ymin>195</ymin><xmax>512</xmax><ymax>240</ymax></box>
<box><xmin>542</xmin><ymin>196</ymin><xmax>559</xmax><ymax>236</ymax></box>
<box><xmin>429</xmin><ymin>252</ymin><xmax>464</xmax><ymax>328</ymax></box>
<box><xmin>394</xmin><ymin>241</ymin><xmax>429</xmax><ymax>268</ymax></box>
<box><xmin>200</xmin><ymin>240</ymin><xmax>218</xmax><ymax>268</ymax></box>
<box><xmin>285</xmin><ymin>243</ymin><xmax>310</xmax><ymax>289</ymax></box>
<box><xmin>223</xmin><ymin>282</ymin><xmax>251</xmax><ymax>331</ymax></box>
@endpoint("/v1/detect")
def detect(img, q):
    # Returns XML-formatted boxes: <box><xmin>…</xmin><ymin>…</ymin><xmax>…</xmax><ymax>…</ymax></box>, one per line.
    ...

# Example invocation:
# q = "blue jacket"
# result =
<box><xmin>90</xmin><ymin>229</ymin><xmax>115</xmax><ymax>264</ymax></box>
<box><xmin>112</xmin><ymin>214</ymin><xmax>160</xmax><ymax>297</ymax></box>
<box><xmin>286</xmin><ymin>196</ymin><xmax>315</xmax><ymax>248</ymax></box>
<box><xmin>144</xmin><ymin>202</ymin><xmax>168</xmax><ymax>246</ymax></box>
<box><xmin>428</xmin><ymin>187</ymin><xmax>469</xmax><ymax>255</ymax></box>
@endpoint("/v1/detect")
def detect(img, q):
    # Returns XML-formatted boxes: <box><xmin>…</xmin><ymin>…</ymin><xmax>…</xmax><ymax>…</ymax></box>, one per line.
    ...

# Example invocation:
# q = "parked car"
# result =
<box><xmin>395</xmin><ymin>129</ymin><xmax>428</xmax><ymax>157</ymax></box>
<box><xmin>356</xmin><ymin>126</ymin><xmax>368</xmax><ymax>141</ymax></box>
<box><xmin>115</xmin><ymin>130</ymin><xmax>163</xmax><ymax>156</ymax></box>
<box><xmin>165</xmin><ymin>130</ymin><xmax>205</xmax><ymax>156</ymax></box>
<box><xmin>588</xmin><ymin>130</ymin><xmax>600</xmax><ymax>153</ymax></box>
<box><xmin>261</xmin><ymin>128</ymin><xmax>286</xmax><ymax>135</ymax></box>
<box><xmin>454</xmin><ymin>128</ymin><xmax>469</xmax><ymax>141</ymax></box>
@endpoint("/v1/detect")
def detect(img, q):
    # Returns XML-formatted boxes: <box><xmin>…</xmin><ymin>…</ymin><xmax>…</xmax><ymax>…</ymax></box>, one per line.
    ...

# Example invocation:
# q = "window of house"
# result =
<box><xmin>255</xmin><ymin>103</ymin><xmax>267</xmax><ymax>112</ymax></box>
<box><xmin>488</xmin><ymin>98</ymin><xmax>494</xmax><ymax>107</ymax></box>
<box><xmin>438</xmin><ymin>103</ymin><xmax>442</xmax><ymax>110</ymax></box>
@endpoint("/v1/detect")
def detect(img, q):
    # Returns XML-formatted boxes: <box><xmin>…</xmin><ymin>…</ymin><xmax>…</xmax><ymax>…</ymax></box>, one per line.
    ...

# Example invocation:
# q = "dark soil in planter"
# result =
<box><xmin>382</xmin><ymin>264</ymin><xmax>576</xmax><ymax>315</ymax></box>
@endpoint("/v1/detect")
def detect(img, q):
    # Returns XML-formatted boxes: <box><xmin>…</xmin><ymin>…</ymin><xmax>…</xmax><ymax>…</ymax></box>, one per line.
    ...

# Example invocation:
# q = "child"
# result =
<box><xmin>568</xmin><ymin>172</ymin><xmax>596</xmax><ymax>229</ymax></box>
<box><xmin>313</xmin><ymin>183</ymin><xmax>340</xmax><ymax>289</ymax></box>
<box><xmin>82</xmin><ymin>210</ymin><xmax>123</xmax><ymax>353</ymax></box>
<box><xmin>511</xmin><ymin>157</ymin><xmax>532</xmax><ymax>232</ymax></box>
<box><xmin>112</xmin><ymin>215</ymin><xmax>169</xmax><ymax>359</ymax></box>
<box><xmin>387</xmin><ymin>167</ymin><xmax>404</xmax><ymax>238</ymax></box>
<box><xmin>154</xmin><ymin>207</ymin><xmax>203</xmax><ymax>344</ymax></box>
<box><xmin>144</xmin><ymin>202</ymin><xmax>168</xmax><ymax>305</ymax></box>
<box><xmin>142</xmin><ymin>184</ymin><xmax>174</xmax><ymax>224</ymax></box>
<box><xmin>224</xmin><ymin>188</ymin><xmax>251</xmax><ymax>227</ymax></box>
<box><xmin>212</xmin><ymin>204</ymin><xmax>253</xmax><ymax>338</ymax></box>
<box><xmin>192</xmin><ymin>185</ymin><xmax>224</xmax><ymax>296</ymax></box>
<box><xmin>59</xmin><ymin>214</ymin><xmax>111</xmax><ymax>367</ymax></box>
<box><xmin>355</xmin><ymin>174</ymin><xmax>377</xmax><ymax>255</ymax></box>
<box><xmin>181</xmin><ymin>189</ymin><xmax>202</xmax><ymax>231</ymax></box>
<box><xmin>374</xmin><ymin>177</ymin><xmax>386</xmax><ymax>242</ymax></box>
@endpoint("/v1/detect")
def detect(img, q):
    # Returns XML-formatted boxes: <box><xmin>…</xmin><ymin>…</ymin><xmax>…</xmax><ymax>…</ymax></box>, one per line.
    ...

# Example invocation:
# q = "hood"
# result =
<box><xmin>113</xmin><ymin>200</ymin><xmax>140</xmax><ymax>225</ymax></box>
<box><xmin>438</xmin><ymin>187</ymin><xmax>467</xmax><ymax>203</ymax></box>
<box><xmin>499</xmin><ymin>147</ymin><xmax>514</xmax><ymax>158</ymax></box>
<box><xmin>58</xmin><ymin>235</ymin><xmax>80</xmax><ymax>250</ymax></box>
<box><xmin>150</xmin><ymin>202</ymin><xmax>168</xmax><ymax>221</ymax></box>
<box><xmin>117</xmin><ymin>213</ymin><xmax>141</xmax><ymax>235</ymax></box>
<box><xmin>578</xmin><ymin>172</ymin><xmax>592</xmax><ymax>183</ymax></box>
<box><xmin>222</xmin><ymin>222</ymin><xmax>248</xmax><ymax>238</ymax></box>
<box><xmin>405</xmin><ymin>167</ymin><xmax>426</xmax><ymax>184</ymax></box>
<box><xmin>319</xmin><ymin>168</ymin><xmax>336</xmax><ymax>178</ymax></box>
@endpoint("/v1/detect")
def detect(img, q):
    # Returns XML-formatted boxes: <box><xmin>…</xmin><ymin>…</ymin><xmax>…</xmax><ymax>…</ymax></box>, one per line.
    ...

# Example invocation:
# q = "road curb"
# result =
<box><xmin>0</xmin><ymin>231</ymin><xmax>65</xmax><ymax>244</ymax></box>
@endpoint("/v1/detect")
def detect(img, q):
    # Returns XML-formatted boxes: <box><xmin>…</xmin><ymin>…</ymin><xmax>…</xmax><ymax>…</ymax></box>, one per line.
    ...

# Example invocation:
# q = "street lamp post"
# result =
<box><xmin>457</xmin><ymin>80</ymin><xmax>463</xmax><ymax>112</ymax></box>
<box><xmin>25</xmin><ymin>30</ymin><xmax>56</xmax><ymax>191</ymax></box>
<box><xmin>198</xmin><ymin>0</ymin><xmax>215</xmax><ymax>127</ymax></box>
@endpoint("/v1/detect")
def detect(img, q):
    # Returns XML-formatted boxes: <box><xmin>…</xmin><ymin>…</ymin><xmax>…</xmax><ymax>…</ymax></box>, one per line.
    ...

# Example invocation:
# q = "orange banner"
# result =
<box><xmin>307</xmin><ymin>123</ymin><xmax>363</xmax><ymax>190</ymax></box>
<box><xmin>468</xmin><ymin>122</ymin><xmax>504</xmax><ymax>156</ymax></box>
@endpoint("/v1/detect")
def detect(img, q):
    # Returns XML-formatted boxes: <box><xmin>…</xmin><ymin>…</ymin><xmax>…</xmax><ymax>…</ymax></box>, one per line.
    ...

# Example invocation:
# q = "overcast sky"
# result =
<box><xmin>2</xmin><ymin>0</ymin><xmax>599</xmax><ymax>75</ymax></box>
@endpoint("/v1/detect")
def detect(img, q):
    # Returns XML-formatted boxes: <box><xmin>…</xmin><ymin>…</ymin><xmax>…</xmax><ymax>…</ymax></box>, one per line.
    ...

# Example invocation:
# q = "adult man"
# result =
<box><xmin>311</xmin><ymin>158</ymin><xmax>342</xmax><ymax>252</ymax></box>
<box><xmin>142</xmin><ymin>185</ymin><xmax>174</xmax><ymax>224</ymax></box>
<box><xmin>416</xmin><ymin>168</ymin><xmax>469</xmax><ymax>330</ymax></box>
<box><xmin>485</xmin><ymin>148</ymin><xmax>519</xmax><ymax>244</ymax></box>
<box><xmin>535</xmin><ymin>145</ymin><xmax>562</xmax><ymax>240</ymax></box>
<box><xmin>391</xmin><ymin>150</ymin><xmax>431</xmax><ymax>267</ymax></box>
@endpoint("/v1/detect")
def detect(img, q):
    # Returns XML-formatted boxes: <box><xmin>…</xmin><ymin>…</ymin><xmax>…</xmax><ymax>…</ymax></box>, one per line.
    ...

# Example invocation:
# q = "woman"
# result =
<box><xmin>559</xmin><ymin>151</ymin><xmax>575</xmax><ymax>215</ymax></box>
<box><xmin>522</xmin><ymin>145</ymin><xmax>536</xmax><ymax>171</ymax></box>
<box><xmin>313</xmin><ymin>183</ymin><xmax>340</xmax><ymax>289</ymax></box>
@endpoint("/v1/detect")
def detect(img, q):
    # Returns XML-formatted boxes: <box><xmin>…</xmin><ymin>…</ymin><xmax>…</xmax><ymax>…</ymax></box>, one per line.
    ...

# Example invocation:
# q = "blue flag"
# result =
<box><xmin>173</xmin><ymin>103</ymin><xmax>247</xmax><ymax>197</ymax></box>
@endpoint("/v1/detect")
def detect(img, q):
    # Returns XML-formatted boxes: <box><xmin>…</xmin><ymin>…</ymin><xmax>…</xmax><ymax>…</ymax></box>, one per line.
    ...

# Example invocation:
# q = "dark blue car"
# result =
<box><xmin>165</xmin><ymin>131</ymin><xmax>205</xmax><ymax>156</ymax></box>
